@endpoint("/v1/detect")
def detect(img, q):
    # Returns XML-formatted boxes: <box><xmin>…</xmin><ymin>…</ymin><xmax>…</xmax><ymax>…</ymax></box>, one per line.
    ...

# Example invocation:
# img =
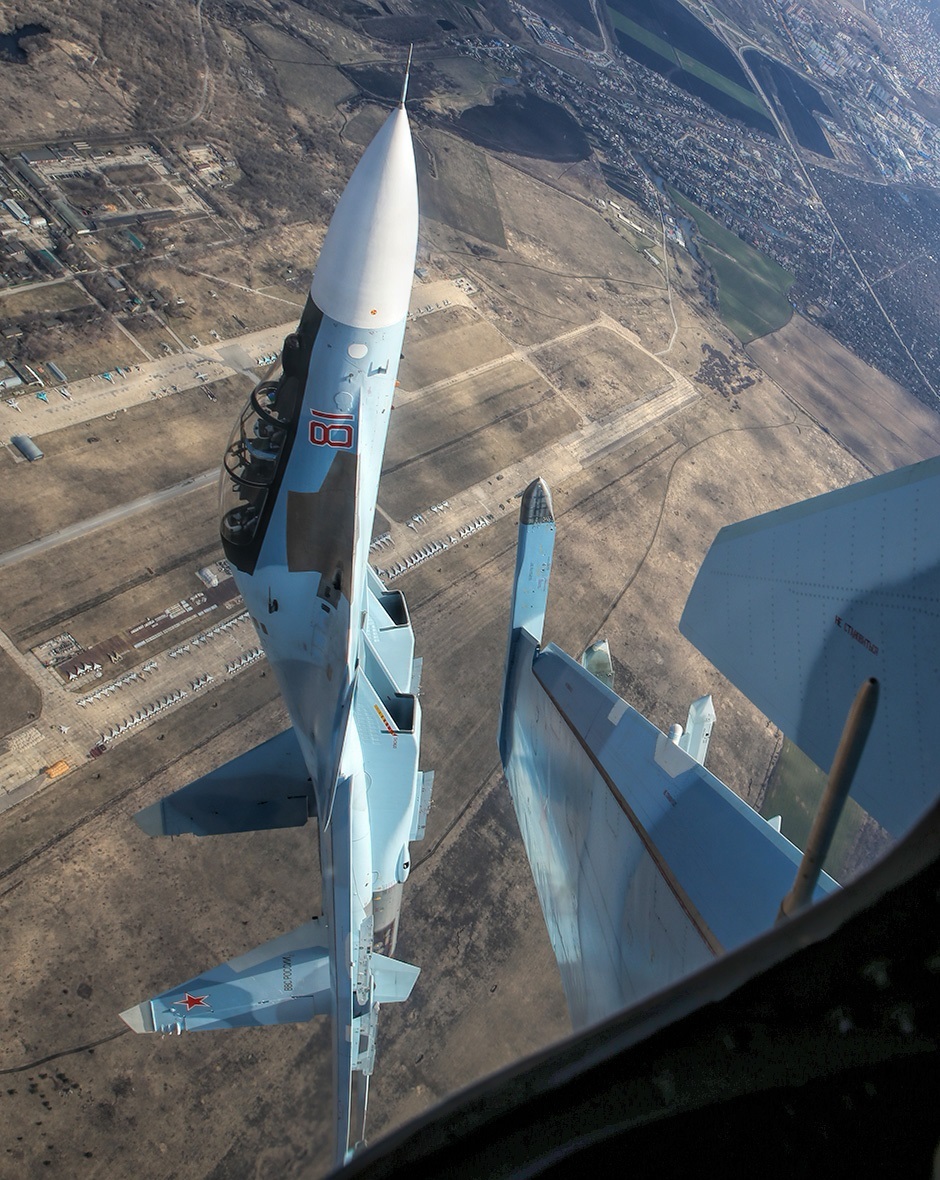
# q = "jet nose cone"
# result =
<box><xmin>520</xmin><ymin>478</ymin><xmax>555</xmax><ymax>525</ymax></box>
<box><xmin>310</xmin><ymin>106</ymin><xmax>418</xmax><ymax>330</ymax></box>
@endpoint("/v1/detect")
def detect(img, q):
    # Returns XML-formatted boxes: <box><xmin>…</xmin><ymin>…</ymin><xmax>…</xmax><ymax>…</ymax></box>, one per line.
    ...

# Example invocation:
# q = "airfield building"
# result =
<box><xmin>51</xmin><ymin>198</ymin><xmax>92</xmax><ymax>235</ymax></box>
<box><xmin>11</xmin><ymin>434</ymin><xmax>44</xmax><ymax>461</ymax></box>
<box><xmin>3</xmin><ymin>198</ymin><xmax>29</xmax><ymax>226</ymax></box>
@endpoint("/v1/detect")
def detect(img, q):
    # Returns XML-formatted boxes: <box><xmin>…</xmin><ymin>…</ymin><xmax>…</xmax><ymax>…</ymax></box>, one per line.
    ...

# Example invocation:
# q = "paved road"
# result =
<box><xmin>0</xmin><ymin>467</ymin><xmax>220</xmax><ymax>568</ymax></box>
<box><xmin>2</xmin><ymin>318</ymin><xmax>298</xmax><ymax>437</ymax></box>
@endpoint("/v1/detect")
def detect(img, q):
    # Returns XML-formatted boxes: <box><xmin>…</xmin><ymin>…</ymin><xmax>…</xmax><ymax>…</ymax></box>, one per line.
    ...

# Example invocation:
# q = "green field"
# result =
<box><xmin>761</xmin><ymin>738</ymin><xmax>865</xmax><ymax>881</ymax></box>
<box><xmin>670</xmin><ymin>187</ymin><xmax>793</xmax><ymax>342</ymax></box>
<box><xmin>605</xmin><ymin>8</ymin><xmax>769</xmax><ymax>116</ymax></box>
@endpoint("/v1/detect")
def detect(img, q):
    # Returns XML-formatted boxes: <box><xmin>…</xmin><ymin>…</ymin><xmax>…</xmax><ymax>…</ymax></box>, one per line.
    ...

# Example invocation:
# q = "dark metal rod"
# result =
<box><xmin>777</xmin><ymin>677</ymin><xmax>879</xmax><ymax>921</ymax></box>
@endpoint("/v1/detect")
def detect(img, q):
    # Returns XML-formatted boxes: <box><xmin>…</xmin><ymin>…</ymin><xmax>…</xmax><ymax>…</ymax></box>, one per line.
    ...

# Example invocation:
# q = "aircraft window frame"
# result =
<box><xmin>220</xmin><ymin>379</ymin><xmax>297</xmax><ymax>546</ymax></box>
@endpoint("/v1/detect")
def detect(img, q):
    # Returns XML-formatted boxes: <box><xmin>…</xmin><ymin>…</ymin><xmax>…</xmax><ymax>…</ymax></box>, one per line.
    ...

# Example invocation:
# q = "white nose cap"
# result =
<box><xmin>310</xmin><ymin>106</ymin><xmax>418</xmax><ymax>330</ymax></box>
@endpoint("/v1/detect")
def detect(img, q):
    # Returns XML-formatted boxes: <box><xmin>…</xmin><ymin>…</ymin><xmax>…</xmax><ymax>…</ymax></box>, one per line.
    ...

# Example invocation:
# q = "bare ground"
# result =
<box><xmin>748</xmin><ymin>315</ymin><xmax>940</xmax><ymax>474</ymax></box>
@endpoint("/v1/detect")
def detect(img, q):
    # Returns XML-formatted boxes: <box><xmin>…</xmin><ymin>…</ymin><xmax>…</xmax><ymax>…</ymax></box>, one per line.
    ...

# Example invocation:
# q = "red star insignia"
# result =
<box><xmin>176</xmin><ymin>993</ymin><xmax>209</xmax><ymax>1011</ymax></box>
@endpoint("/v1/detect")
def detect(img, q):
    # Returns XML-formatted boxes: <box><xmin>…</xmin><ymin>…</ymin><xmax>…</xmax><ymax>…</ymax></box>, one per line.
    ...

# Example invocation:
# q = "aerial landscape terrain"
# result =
<box><xmin>1</xmin><ymin>0</ymin><xmax>939</xmax><ymax>1173</ymax></box>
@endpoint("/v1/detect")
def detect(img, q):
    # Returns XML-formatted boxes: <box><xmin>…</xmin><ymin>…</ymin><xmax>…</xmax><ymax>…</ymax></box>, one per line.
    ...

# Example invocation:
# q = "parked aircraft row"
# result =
<box><xmin>455</xmin><ymin>513</ymin><xmax>493</xmax><ymax>538</ymax></box>
<box><xmin>379</xmin><ymin>539</ymin><xmax>449</xmax><ymax>580</ymax></box>
<box><xmin>67</xmin><ymin>661</ymin><xmax>102</xmax><ymax>681</ymax></box>
<box><xmin>166</xmin><ymin>611</ymin><xmax>248</xmax><ymax>658</ymax></box>
<box><xmin>225</xmin><ymin>646</ymin><xmax>264</xmax><ymax>674</ymax></box>
<box><xmin>76</xmin><ymin>667</ymin><xmax>148</xmax><ymax>706</ymax></box>
<box><xmin>407</xmin><ymin>298</ymin><xmax>451</xmax><ymax>320</ymax></box>
<box><xmin>406</xmin><ymin>503</ymin><xmax>451</xmax><ymax>532</ymax></box>
<box><xmin>101</xmin><ymin>689</ymin><xmax>190</xmax><ymax>742</ymax></box>
<box><xmin>376</xmin><ymin>515</ymin><xmax>496</xmax><ymax>580</ymax></box>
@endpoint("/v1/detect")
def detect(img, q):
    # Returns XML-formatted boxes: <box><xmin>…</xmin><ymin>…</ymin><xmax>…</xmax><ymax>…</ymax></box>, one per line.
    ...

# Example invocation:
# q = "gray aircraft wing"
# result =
<box><xmin>134</xmin><ymin>727</ymin><xmax>314</xmax><ymax>836</ymax></box>
<box><xmin>499</xmin><ymin>480</ymin><xmax>836</xmax><ymax>1031</ymax></box>
<box><xmin>680</xmin><ymin>456</ymin><xmax>940</xmax><ymax>838</ymax></box>
<box><xmin>502</xmin><ymin>631</ymin><xmax>836</xmax><ymax>1029</ymax></box>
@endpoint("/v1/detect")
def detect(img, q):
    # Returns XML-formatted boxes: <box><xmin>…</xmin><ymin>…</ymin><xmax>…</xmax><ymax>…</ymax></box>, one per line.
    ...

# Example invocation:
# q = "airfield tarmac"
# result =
<box><xmin>0</xmin><ymin>128</ymin><xmax>935</xmax><ymax>1178</ymax></box>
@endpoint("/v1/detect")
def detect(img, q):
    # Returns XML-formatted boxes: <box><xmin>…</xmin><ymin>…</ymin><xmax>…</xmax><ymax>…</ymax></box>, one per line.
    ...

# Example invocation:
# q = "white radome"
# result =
<box><xmin>310</xmin><ymin>105</ymin><xmax>418</xmax><ymax>330</ymax></box>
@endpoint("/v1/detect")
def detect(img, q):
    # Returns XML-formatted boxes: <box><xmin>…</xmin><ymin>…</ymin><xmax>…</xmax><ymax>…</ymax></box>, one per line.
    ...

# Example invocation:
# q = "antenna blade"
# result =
<box><xmin>400</xmin><ymin>44</ymin><xmax>413</xmax><ymax>107</ymax></box>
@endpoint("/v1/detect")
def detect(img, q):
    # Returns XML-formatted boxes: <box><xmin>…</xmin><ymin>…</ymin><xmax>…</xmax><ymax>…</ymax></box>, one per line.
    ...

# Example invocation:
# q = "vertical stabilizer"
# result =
<box><xmin>500</xmin><ymin>479</ymin><xmax>556</xmax><ymax>762</ymax></box>
<box><xmin>509</xmin><ymin>478</ymin><xmax>555</xmax><ymax>643</ymax></box>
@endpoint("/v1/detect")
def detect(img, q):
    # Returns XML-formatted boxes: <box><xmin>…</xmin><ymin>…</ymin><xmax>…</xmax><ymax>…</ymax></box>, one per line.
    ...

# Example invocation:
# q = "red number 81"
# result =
<box><xmin>309</xmin><ymin>420</ymin><xmax>353</xmax><ymax>448</ymax></box>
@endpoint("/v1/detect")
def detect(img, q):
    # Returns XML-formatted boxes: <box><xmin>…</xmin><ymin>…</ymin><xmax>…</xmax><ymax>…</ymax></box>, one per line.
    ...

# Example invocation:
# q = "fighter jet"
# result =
<box><xmin>121</xmin><ymin>84</ymin><xmax>432</xmax><ymax>1165</ymax></box>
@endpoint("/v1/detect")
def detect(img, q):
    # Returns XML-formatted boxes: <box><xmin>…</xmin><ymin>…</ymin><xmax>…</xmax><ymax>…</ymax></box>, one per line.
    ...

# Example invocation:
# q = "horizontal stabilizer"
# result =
<box><xmin>372</xmin><ymin>953</ymin><xmax>420</xmax><ymax>1003</ymax></box>
<box><xmin>681</xmin><ymin>457</ymin><xmax>940</xmax><ymax>837</ymax></box>
<box><xmin>135</xmin><ymin>727</ymin><xmax>314</xmax><ymax>836</ymax></box>
<box><xmin>120</xmin><ymin>919</ymin><xmax>331</xmax><ymax>1033</ymax></box>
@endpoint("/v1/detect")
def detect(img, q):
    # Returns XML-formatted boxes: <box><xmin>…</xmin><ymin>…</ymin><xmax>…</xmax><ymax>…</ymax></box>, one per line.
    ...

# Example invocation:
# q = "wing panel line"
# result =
<box><xmin>532</xmin><ymin>655</ymin><xmax>724</xmax><ymax>957</ymax></box>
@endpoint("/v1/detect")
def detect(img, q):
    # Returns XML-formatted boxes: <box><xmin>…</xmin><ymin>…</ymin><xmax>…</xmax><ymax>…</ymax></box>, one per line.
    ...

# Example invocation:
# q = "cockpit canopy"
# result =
<box><xmin>220</xmin><ymin>379</ymin><xmax>297</xmax><ymax>548</ymax></box>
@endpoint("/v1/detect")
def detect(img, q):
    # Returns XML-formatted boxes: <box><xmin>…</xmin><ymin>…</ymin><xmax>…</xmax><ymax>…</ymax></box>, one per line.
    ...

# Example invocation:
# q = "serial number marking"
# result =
<box><xmin>834</xmin><ymin>615</ymin><xmax>879</xmax><ymax>655</ymax></box>
<box><xmin>309</xmin><ymin>408</ymin><xmax>354</xmax><ymax>449</ymax></box>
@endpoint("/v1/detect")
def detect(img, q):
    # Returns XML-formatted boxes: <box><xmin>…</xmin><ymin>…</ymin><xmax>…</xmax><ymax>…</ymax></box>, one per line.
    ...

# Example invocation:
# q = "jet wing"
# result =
<box><xmin>134</xmin><ymin>727</ymin><xmax>314</xmax><ymax>836</ymax></box>
<box><xmin>119</xmin><ymin>920</ymin><xmax>332</xmax><ymax>1033</ymax></box>
<box><xmin>499</xmin><ymin>479</ymin><xmax>839</xmax><ymax>1032</ymax></box>
<box><xmin>502</xmin><ymin>631</ymin><xmax>837</xmax><ymax>1029</ymax></box>
<box><xmin>680</xmin><ymin>456</ymin><xmax>940</xmax><ymax>838</ymax></box>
